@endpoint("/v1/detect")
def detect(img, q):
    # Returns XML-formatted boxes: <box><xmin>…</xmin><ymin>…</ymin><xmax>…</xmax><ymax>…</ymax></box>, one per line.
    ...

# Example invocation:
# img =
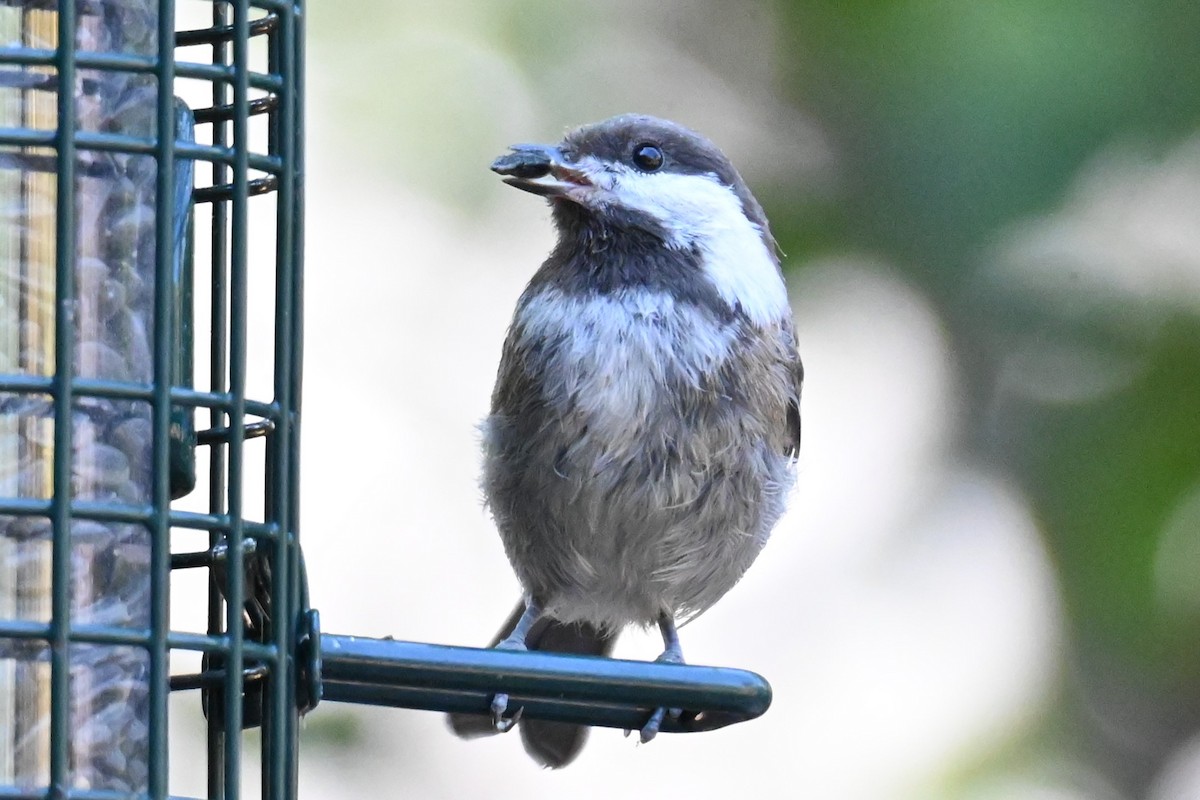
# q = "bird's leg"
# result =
<box><xmin>640</xmin><ymin>613</ymin><xmax>685</xmax><ymax>743</ymax></box>
<box><xmin>490</xmin><ymin>598</ymin><xmax>542</xmax><ymax>732</ymax></box>
<box><xmin>655</xmin><ymin>613</ymin><xmax>684</xmax><ymax>665</ymax></box>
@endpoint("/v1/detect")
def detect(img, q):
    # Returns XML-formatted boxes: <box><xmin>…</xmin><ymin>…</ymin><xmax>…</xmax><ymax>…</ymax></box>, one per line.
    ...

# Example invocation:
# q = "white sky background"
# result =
<box><xmin>159</xmin><ymin>1</ymin><xmax>1093</xmax><ymax>797</ymax></box>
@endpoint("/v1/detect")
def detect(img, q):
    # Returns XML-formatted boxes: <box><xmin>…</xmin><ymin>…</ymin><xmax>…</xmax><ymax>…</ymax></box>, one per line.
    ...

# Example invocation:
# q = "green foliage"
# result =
<box><xmin>771</xmin><ymin>0</ymin><xmax>1200</xmax><ymax>788</ymax></box>
<box><xmin>776</xmin><ymin>0</ymin><xmax>1200</xmax><ymax>276</ymax></box>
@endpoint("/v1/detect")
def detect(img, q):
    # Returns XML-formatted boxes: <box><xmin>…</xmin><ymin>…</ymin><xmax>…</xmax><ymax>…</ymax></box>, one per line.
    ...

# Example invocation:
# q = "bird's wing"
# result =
<box><xmin>782</xmin><ymin>320</ymin><xmax>803</xmax><ymax>459</ymax></box>
<box><xmin>489</xmin><ymin>312</ymin><xmax>544</xmax><ymax>417</ymax></box>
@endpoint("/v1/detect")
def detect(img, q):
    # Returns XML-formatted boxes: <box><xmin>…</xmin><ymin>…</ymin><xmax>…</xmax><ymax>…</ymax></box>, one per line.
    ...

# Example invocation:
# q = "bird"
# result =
<box><xmin>447</xmin><ymin>114</ymin><xmax>802</xmax><ymax>768</ymax></box>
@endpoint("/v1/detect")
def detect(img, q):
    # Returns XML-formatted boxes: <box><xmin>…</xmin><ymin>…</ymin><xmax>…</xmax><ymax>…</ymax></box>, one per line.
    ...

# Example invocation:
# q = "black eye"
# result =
<box><xmin>632</xmin><ymin>143</ymin><xmax>664</xmax><ymax>172</ymax></box>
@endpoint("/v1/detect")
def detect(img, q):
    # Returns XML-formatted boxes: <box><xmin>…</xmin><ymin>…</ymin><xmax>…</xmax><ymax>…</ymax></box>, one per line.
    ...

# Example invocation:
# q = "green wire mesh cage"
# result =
<box><xmin>0</xmin><ymin>1</ymin><xmax>303</xmax><ymax>797</ymax></box>
<box><xmin>0</xmin><ymin>3</ymin><xmax>772</xmax><ymax>798</ymax></box>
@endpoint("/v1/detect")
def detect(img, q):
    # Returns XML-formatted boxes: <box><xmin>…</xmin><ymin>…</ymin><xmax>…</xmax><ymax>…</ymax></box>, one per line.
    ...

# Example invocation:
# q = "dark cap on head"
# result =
<box><xmin>559</xmin><ymin>114</ymin><xmax>774</xmax><ymax>239</ymax></box>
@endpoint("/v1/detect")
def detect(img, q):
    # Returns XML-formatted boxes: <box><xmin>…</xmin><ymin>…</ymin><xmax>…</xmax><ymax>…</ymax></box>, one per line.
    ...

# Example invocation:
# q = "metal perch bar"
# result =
<box><xmin>317</xmin><ymin>634</ymin><xmax>772</xmax><ymax>735</ymax></box>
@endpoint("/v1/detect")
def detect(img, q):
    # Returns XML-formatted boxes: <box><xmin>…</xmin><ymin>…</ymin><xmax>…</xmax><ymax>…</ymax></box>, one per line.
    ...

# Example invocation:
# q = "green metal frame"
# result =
<box><xmin>0</xmin><ymin>3</ymin><xmax>771</xmax><ymax>798</ymax></box>
<box><xmin>0</xmin><ymin>1</ymin><xmax>305</xmax><ymax>797</ymax></box>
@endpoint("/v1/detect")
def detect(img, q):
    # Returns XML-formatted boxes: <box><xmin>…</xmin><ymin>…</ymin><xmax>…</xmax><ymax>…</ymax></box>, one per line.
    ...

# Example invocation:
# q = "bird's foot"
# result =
<box><xmin>638</xmin><ymin>705</ymin><xmax>684</xmax><ymax>743</ymax></box>
<box><xmin>637</xmin><ymin>647</ymin><xmax>685</xmax><ymax>743</ymax></box>
<box><xmin>489</xmin><ymin>634</ymin><xmax>529</xmax><ymax>732</ymax></box>
<box><xmin>491</xmin><ymin>693</ymin><xmax>523</xmax><ymax>732</ymax></box>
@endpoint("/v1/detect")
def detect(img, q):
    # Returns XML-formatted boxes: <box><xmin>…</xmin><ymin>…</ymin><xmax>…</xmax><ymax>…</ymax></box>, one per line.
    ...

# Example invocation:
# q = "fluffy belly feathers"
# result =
<box><xmin>483</xmin><ymin>288</ymin><xmax>793</xmax><ymax>629</ymax></box>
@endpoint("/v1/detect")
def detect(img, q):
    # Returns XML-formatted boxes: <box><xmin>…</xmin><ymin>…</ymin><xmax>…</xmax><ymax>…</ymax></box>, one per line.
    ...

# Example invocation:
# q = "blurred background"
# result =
<box><xmin>176</xmin><ymin>1</ymin><xmax>1200</xmax><ymax>798</ymax></box>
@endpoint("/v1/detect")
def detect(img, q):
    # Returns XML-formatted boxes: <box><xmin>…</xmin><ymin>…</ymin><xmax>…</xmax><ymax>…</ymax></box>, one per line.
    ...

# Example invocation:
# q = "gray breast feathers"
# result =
<box><xmin>483</xmin><ymin>287</ymin><xmax>798</xmax><ymax>627</ymax></box>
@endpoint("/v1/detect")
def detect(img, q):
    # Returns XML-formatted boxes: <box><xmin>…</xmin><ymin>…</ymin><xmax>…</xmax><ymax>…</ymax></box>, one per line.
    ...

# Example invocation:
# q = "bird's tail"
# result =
<box><xmin>446</xmin><ymin>600</ymin><xmax>617</xmax><ymax>768</ymax></box>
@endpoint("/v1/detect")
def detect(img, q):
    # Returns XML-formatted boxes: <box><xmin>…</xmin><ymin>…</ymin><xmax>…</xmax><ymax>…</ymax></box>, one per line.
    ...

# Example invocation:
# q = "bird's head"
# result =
<box><xmin>492</xmin><ymin>115</ymin><xmax>787</xmax><ymax>326</ymax></box>
<box><xmin>492</xmin><ymin>114</ymin><xmax>777</xmax><ymax>257</ymax></box>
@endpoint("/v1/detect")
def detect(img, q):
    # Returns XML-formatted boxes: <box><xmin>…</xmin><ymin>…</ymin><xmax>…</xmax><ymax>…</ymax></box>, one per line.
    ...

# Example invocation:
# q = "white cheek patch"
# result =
<box><xmin>576</xmin><ymin>161</ymin><xmax>790</xmax><ymax>327</ymax></box>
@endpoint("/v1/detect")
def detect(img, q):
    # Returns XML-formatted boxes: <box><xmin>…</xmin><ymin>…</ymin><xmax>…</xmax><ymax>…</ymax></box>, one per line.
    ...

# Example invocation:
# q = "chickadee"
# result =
<box><xmin>448</xmin><ymin>114</ymin><xmax>802</xmax><ymax>768</ymax></box>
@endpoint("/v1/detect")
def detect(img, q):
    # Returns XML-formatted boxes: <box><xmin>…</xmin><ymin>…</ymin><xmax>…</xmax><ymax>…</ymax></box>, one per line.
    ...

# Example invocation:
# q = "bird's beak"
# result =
<box><xmin>491</xmin><ymin>143</ymin><xmax>591</xmax><ymax>197</ymax></box>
